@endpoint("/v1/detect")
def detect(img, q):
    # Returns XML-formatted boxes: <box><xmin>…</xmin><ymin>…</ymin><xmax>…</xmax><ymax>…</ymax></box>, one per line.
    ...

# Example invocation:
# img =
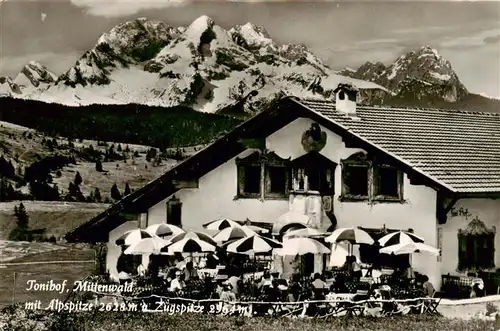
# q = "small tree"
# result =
<box><xmin>111</xmin><ymin>184</ymin><xmax>122</xmax><ymax>200</ymax></box>
<box><xmin>8</xmin><ymin>203</ymin><xmax>31</xmax><ymax>241</ymax></box>
<box><xmin>95</xmin><ymin>159</ymin><xmax>103</xmax><ymax>172</ymax></box>
<box><xmin>74</xmin><ymin>172</ymin><xmax>83</xmax><ymax>186</ymax></box>
<box><xmin>124</xmin><ymin>183</ymin><xmax>131</xmax><ymax>196</ymax></box>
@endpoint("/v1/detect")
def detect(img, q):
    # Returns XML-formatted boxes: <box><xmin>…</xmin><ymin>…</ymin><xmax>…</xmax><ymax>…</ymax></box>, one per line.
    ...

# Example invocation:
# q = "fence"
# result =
<box><xmin>75</xmin><ymin>290</ymin><xmax>441</xmax><ymax>318</ymax></box>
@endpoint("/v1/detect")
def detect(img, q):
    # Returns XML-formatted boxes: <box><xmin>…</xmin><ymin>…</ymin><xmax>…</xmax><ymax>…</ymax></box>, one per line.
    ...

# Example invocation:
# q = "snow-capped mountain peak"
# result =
<box><xmin>14</xmin><ymin>61</ymin><xmax>57</xmax><ymax>88</ymax></box>
<box><xmin>185</xmin><ymin>15</ymin><xmax>214</xmax><ymax>41</ymax></box>
<box><xmin>5</xmin><ymin>16</ymin><xmax>388</xmax><ymax>111</ymax></box>
<box><xmin>229</xmin><ymin>22</ymin><xmax>275</xmax><ymax>51</ymax></box>
<box><xmin>340</xmin><ymin>45</ymin><xmax>467</xmax><ymax>102</ymax></box>
<box><xmin>55</xmin><ymin>17</ymin><xmax>180</xmax><ymax>88</ymax></box>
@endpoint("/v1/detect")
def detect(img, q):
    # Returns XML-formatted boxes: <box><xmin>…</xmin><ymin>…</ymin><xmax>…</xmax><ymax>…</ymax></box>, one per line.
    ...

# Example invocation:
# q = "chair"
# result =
<box><xmin>423</xmin><ymin>291</ymin><xmax>442</xmax><ymax>315</ymax></box>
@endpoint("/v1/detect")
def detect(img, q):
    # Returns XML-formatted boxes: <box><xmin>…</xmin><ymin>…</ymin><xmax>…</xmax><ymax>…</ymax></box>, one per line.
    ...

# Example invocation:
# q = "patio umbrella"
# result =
<box><xmin>325</xmin><ymin>227</ymin><xmax>374</xmax><ymax>254</ymax></box>
<box><xmin>115</xmin><ymin>229</ymin><xmax>153</xmax><ymax>246</ymax></box>
<box><xmin>167</xmin><ymin>231</ymin><xmax>217</xmax><ymax>247</ymax></box>
<box><xmin>283</xmin><ymin>227</ymin><xmax>325</xmax><ymax>238</ymax></box>
<box><xmin>379</xmin><ymin>242</ymin><xmax>439</xmax><ymax>256</ymax></box>
<box><xmin>329</xmin><ymin>244</ymin><xmax>361</xmax><ymax>268</ymax></box>
<box><xmin>163</xmin><ymin>232</ymin><xmax>217</xmax><ymax>254</ymax></box>
<box><xmin>378</xmin><ymin>231</ymin><xmax>425</xmax><ymax>247</ymax></box>
<box><xmin>203</xmin><ymin>218</ymin><xmax>241</xmax><ymax>230</ymax></box>
<box><xmin>146</xmin><ymin>223</ymin><xmax>184</xmax><ymax>238</ymax></box>
<box><xmin>124</xmin><ymin>236</ymin><xmax>169</xmax><ymax>255</ymax></box>
<box><xmin>244</xmin><ymin>224</ymin><xmax>270</xmax><ymax>234</ymax></box>
<box><xmin>378</xmin><ymin>232</ymin><xmax>432</xmax><ymax>276</ymax></box>
<box><xmin>275</xmin><ymin>211</ymin><xmax>311</xmax><ymax>225</ymax></box>
<box><xmin>213</xmin><ymin>225</ymin><xmax>257</xmax><ymax>243</ymax></box>
<box><xmin>274</xmin><ymin>237</ymin><xmax>331</xmax><ymax>256</ymax></box>
<box><xmin>204</xmin><ymin>218</ymin><xmax>269</xmax><ymax>234</ymax></box>
<box><xmin>226</xmin><ymin>234</ymin><xmax>282</xmax><ymax>254</ymax></box>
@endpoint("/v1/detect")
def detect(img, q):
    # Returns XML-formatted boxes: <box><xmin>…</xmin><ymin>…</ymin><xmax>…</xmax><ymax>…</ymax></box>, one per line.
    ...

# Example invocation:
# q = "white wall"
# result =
<box><xmin>143</xmin><ymin>118</ymin><xmax>443</xmax><ymax>285</ymax></box>
<box><xmin>439</xmin><ymin>199</ymin><xmax>500</xmax><ymax>276</ymax></box>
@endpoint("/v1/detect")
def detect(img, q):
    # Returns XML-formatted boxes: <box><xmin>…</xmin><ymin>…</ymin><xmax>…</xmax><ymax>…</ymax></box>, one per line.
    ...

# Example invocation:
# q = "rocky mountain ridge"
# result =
<box><xmin>338</xmin><ymin>45</ymin><xmax>468</xmax><ymax>103</ymax></box>
<box><xmin>1</xmin><ymin>16</ymin><xmax>497</xmax><ymax>113</ymax></box>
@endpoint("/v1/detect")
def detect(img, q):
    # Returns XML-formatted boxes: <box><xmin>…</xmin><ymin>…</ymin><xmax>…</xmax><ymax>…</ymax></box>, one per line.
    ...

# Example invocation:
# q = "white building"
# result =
<box><xmin>67</xmin><ymin>84</ymin><xmax>500</xmax><ymax>290</ymax></box>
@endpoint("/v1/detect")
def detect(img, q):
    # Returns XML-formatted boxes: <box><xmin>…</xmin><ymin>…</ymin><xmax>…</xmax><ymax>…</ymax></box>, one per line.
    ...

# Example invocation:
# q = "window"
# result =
<box><xmin>236</xmin><ymin>151</ymin><xmax>290</xmax><ymax>200</ymax></box>
<box><xmin>458</xmin><ymin>217</ymin><xmax>495</xmax><ymax>271</ymax></box>
<box><xmin>167</xmin><ymin>196</ymin><xmax>182</xmax><ymax>227</ymax></box>
<box><xmin>343</xmin><ymin>164</ymin><xmax>369</xmax><ymax>197</ymax></box>
<box><xmin>267</xmin><ymin>166</ymin><xmax>287</xmax><ymax>194</ymax></box>
<box><xmin>373</xmin><ymin>165</ymin><xmax>403</xmax><ymax>201</ymax></box>
<box><xmin>340</xmin><ymin>152</ymin><xmax>403</xmax><ymax>202</ymax></box>
<box><xmin>290</xmin><ymin>152</ymin><xmax>337</xmax><ymax>195</ymax></box>
<box><xmin>243</xmin><ymin>165</ymin><xmax>261</xmax><ymax>194</ymax></box>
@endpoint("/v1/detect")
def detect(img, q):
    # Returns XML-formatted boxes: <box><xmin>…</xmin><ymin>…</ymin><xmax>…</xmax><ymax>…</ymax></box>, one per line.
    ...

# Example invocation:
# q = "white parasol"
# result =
<box><xmin>274</xmin><ymin>237</ymin><xmax>331</xmax><ymax>256</ymax></box>
<box><xmin>115</xmin><ymin>229</ymin><xmax>153</xmax><ymax>246</ymax></box>
<box><xmin>146</xmin><ymin>223</ymin><xmax>185</xmax><ymax>238</ymax></box>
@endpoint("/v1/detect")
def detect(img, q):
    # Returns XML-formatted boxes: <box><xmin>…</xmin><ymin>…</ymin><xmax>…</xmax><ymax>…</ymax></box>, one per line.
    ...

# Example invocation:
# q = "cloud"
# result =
<box><xmin>440</xmin><ymin>28</ymin><xmax>500</xmax><ymax>49</ymax></box>
<box><xmin>70</xmin><ymin>0</ymin><xmax>191</xmax><ymax>17</ymax></box>
<box><xmin>41</xmin><ymin>12</ymin><xmax>47</xmax><ymax>22</ymax></box>
<box><xmin>484</xmin><ymin>35</ymin><xmax>500</xmax><ymax>44</ymax></box>
<box><xmin>0</xmin><ymin>51</ymin><xmax>82</xmax><ymax>77</ymax></box>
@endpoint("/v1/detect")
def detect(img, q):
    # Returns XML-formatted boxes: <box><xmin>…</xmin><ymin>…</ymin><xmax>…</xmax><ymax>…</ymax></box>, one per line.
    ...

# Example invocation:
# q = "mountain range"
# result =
<box><xmin>1</xmin><ymin>15</ymin><xmax>499</xmax><ymax>114</ymax></box>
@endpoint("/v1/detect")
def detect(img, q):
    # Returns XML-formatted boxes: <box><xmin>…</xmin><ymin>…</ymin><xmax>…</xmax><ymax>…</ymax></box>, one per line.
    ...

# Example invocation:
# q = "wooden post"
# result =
<box><xmin>12</xmin><ymin>272</ymin><xmax>16</xmax><ymax>304</ymax></box>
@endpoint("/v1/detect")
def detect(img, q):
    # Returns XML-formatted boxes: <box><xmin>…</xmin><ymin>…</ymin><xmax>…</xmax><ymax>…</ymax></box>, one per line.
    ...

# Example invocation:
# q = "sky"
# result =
<box><xmin>0</xmin><ymin>0</ymin><xmax>499</xmax><ymax>98</ymax></box>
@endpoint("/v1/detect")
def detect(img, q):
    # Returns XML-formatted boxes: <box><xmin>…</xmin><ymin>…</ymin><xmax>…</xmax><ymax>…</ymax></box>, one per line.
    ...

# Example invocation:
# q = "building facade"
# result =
<box><xmin>67</xmin><ymin>84</ymin><xmax>500</xmax><ymax>289</ymax></box>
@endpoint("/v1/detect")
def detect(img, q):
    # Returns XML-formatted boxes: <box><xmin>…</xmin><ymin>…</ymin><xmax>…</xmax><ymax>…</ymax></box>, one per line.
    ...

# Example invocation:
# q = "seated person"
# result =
<box><xmin>169</xmin><ymin>271</ymin><xmax>185</xmax><ymax>292</ymax></box>
<box><xmin>470</xmin><ymin>280</ymin><xmax>485</xmax><ymax>298</ymax></box>
<box><xmin>183</xmin><ymin>261</ymin><xmax>199</xmax><ymax>282</ymax></box>
<box><xmin>220</xmin><ymin>283</ymin><xmax>237</xmax><ymax>302</ymax></box>
<box><xmin>351</xmin><ymin>258</ymin><xmax>362</xmax><ymax>281</ymax></box>
<box><xmin>137</xmin><ymin>263</ymin><xmax>146</xmax><ymax>277</ymax></box>
<box><xmin>116</xmin><ymin>247</ymin><xmax>135</xmax><ymax>285</ymax></box>
<box><xmin>422</xmin><ymin>275</ymin><xmax>435</xmax><ymax>297</ymax></box>
<box><xmin>311</xmin><ymin>273</ymin><xmax>327</xmax><ymax>300</ymax></box>
<box><xmin>259</xmin><ymin>271</ymin><xmax>273</xmax><ymax>289</ymax></box>
<box><xmin>226</xmin><ymin>272</ymin><xmax>242</xmax><ymax>297</ymax></box>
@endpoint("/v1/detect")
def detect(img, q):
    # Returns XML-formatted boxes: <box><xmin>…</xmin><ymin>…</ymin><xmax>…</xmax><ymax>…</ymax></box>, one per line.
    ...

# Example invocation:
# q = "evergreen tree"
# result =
<box><xmin>8</xmin><ymin>203</ymin><xmax>31</xmax><ymax>241</ymax></box>
<box><xmin>124</xmin><ymin>183</ymin><xmax>131</xmax><ymax>196</ymax></box>
<box><xmin>111</xmin><ymin>184</ymin><xmax>122</xmax><ymax>200</ymax></box>
<box><xmin>94</xmin><ymin>187</ymin><xmax>102</xmax><ymax>203</ymax></box>
<box><xmin>117</xmin><ymin>144</ymin><xmax>122</xmax><ymax>152</ymax></box>
<box><xmin>125</xmin><ymin>145</ymin><xmax>130</xmax><ymax>153</ymax></box>
<box><xmin>74</xmin><ymin>171</ymin><xmax>83</xmax><ymax>186</ymax></box>
<box><xmin>95</xmin><ymin>159</ymin><xmax>103</xmax><ymax>172</ymax></box>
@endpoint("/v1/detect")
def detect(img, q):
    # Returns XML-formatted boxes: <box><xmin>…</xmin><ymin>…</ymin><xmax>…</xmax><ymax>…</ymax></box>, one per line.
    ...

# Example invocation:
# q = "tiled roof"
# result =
<box><xmin>296</xmin><ymin>98</ymin><xmax>500</xmax><ymax>193</ymax></box>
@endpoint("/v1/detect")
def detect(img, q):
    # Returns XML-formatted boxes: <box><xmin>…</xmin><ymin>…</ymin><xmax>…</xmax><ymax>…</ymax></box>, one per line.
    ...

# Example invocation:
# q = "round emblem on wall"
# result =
<box><xmin>301</xmin><ymin>123</ymin><xmax>327</xmax><ymax>152</ymax></box>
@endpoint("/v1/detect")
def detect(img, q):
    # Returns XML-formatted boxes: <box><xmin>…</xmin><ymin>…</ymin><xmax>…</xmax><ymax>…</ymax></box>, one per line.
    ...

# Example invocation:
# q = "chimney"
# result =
<box><xmin>333</xmin><ymin>83</ymin><xmax>359</xmax><ymax>117</ymax></box>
